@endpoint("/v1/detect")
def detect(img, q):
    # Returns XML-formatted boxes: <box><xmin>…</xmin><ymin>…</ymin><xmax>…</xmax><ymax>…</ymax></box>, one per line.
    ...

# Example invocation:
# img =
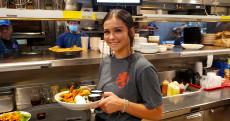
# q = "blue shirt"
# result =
<box><xmin>148</xmin><ymin>22</ymin><xmax>158</xmax><ymax>29</ymax></box>
<box><xmin>55</xmin><ymin>32</ymin><xmax>82</xmax><ymax>48</ymax></box>
<box><xmin>0</xmin><ymin>38</ymin><xmax>19</xmax><ymax>56</ymax></box>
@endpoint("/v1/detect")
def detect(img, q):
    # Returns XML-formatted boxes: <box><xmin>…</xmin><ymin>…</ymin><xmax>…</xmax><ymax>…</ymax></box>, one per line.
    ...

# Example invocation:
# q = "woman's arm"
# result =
<box><xmin>98</xmin><ymin>92</ymin><xmax>163</xmax><ymax>121</ymax></box>
<box><xmin>125</xmin><ymin>99</ymin><xmax>162</xmax><ymax>121</ymax></box>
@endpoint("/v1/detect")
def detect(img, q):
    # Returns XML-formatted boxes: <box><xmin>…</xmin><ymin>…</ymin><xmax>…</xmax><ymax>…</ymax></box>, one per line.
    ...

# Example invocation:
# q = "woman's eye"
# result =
<box><xmin>104</xmin><ymin>31</ymin><xmax>109</xmax><ymax>34</ymax></box>
<box><xmin>115</xmin><ymin>29</ymin><xmax>121</xmax><ymax>32</ymax></box>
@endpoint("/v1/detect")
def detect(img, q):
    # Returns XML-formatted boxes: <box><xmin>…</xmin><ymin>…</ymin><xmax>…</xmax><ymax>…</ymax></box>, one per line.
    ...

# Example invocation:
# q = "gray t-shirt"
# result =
<box><xmin>96</xmin><ymin>52</ymin><xmax>162</xmax><ymax>121</ymax></box>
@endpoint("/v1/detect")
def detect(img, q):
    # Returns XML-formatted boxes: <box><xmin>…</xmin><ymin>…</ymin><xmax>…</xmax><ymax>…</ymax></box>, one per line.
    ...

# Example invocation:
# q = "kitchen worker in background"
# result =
<box><xmin>55</xmin><ymin>20</ymin><xmax>82</xmax><ymax>48</ymax></box>
<box><xmin>207</xmin><ymin>22</ymin><xmax>230</xmax><ymax>33</ymax></box>
<box><xmin>95</xmin><ymin>9</ymin><xmax>163</xmax><ymax>121</ymax></box>
<box><xmin>0</xmin><ymin>20</ymin><xmax>19</xmax><ymax>57</ymax></box>
<box><xmin>147</xmin><ymin>22</ymin><xmax>158</xmax><ymax>36</ymax></box>
<box><xmin>172</xmin><ymin>23</ymin><xmax>187</xmax><ymax>45</ymax></box>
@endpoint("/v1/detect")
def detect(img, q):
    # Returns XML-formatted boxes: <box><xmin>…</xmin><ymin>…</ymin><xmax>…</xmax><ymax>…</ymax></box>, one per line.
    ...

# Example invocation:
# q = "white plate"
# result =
<box><xmin>0</xmin><ymin>111</ymin><xmax>31</xmax><ymax>121</ymax></box>
<box><xmin>55</xmin><ymin>91</ymin><xmax>100</xmax><ymax>110</ymax></box>
<box><xmin>164</xmin><ymin>44</ymin><xmax>174</xmax><ymax>49</ymax></box>
<box><xmin>140</xmin><ymin>49</ymin><xmax>158</xmax><ymax>54</ymax></box>
<box><xmin>181</xmin><ymin>44</ymin><xmax>204</xmax><ymax>50</ymax></box>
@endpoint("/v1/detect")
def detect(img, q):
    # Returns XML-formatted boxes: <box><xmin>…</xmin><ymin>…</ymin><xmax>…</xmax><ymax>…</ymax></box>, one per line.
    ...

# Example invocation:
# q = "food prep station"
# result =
<box><xmin>0</xmin><ymin>0</ymin><xmax>230</xmax><ymax>121</ymax></box>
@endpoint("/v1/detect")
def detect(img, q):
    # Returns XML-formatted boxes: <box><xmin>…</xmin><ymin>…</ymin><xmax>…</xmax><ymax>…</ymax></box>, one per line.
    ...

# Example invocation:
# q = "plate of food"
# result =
<box><xmin>181</xmin><ymin>44</ymin><xmax>204</xmax><ymax>50</ymax></box>
<box><xmin>55</xmin><ymin>86</ymin><xmax>102</xmax><ymax>110</ymax></box>
<box><xmin>49</xmin><ymin>45</ymin><xmax>83</xmax><ymax>58</ymax></box>
<box><xmin>0</xmin><ymin>111</ymin><xmax>31</xmax><ymax>121</ymax></box>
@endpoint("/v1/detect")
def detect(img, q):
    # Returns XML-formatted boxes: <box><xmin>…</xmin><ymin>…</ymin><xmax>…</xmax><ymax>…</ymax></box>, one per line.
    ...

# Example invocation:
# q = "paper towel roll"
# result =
<box><xmin>195</xmin><ymin>61</ymin><xmax>203</xmax><ymax>76</ymax></box>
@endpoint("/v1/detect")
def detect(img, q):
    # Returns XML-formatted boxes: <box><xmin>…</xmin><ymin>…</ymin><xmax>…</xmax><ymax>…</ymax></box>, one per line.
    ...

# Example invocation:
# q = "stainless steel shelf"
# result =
<box><xmin>162</xmin><ymin>88</ymin><xmax>230</xmax><ymax>119</ymax></box>
<box><xmin>180</xmin><ymin>46</ymin><xmax>230</xmax><ymax>57</ymax></box>
<box><xmin>133</xmin><ymin>14</ymin><xmax>226</xmax><ymax>22</ymax></box>
<box><xmin>0</xmin><ymin>46</ymin><xmax>229</xmax><ymax>72</ymax></box>
<box><xmin>0</xmin><ymin>8</ymin><xmax>107</xmax><ymax>21</ymax></box>
<box><xmin>1</xmin><ymin>8</ymin><xmax>229</xmax><ymax>22</ymax></box>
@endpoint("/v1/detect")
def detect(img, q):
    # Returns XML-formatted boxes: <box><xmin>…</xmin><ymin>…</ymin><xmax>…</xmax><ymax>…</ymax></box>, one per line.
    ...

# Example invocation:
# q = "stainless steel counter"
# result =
<box><xmin>162</xmin><ymin>88</ymin><xmax>230</xmax><ymax>119</ymax></box>
<box><xmin>0</xmin><ymin>46</ymin><xmax>229</xmax><ymax>72</ymax></box>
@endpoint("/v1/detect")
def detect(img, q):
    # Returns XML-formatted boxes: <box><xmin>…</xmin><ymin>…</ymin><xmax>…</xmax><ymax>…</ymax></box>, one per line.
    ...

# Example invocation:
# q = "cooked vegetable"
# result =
<box><xmin>48</xmin><ymin>45</ymin><xmax>83</xmax><ymax>52</ymax></box>
<box><xmin>0</xmin><ymin>111</ymin><xmax>31</xmax><ymax>121</ymax></box>
<box><xmin>61</xmin><ymin>85</ymin><xmax>91</xmax><ymax>103</ymax></box>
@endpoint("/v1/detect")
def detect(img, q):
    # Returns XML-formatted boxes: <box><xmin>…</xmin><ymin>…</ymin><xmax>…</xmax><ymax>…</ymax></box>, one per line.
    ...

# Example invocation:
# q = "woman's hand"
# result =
<box><xmin>97</xmin><ymin>92</ymin><xmax>124</xmax><ymax>114</ymax></box>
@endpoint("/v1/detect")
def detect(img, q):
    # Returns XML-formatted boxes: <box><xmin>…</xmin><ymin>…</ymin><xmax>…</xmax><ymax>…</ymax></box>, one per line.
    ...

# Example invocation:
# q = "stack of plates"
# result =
<box><xmin>139</xmin><ymin>43</ymin><xmax>159</xmax><ymax>53</ymax></box>
<box><xmin>133</xmin><ymin>37</ymin><xmax>148</xmax><ymax>51</ymax></box>
<box><xmin>202</xmin><ymin>34</ymin><xmax>216</xmax><ymax>45</ymax></box>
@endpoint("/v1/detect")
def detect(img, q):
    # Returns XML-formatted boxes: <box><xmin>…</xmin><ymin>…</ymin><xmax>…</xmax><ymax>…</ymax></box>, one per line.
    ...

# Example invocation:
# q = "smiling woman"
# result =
<box><xmin>95</xmin><ymin>9</ymin><xmax>163</xmax><ymax>121</ymax></box>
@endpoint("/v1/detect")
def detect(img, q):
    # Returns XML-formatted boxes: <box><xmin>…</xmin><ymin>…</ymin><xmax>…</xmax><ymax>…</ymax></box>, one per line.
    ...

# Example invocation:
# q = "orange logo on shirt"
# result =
<box><xmin>116</xmin><ymin>72</ymin><xmax>129</xmax><ymax>89</ymax></box>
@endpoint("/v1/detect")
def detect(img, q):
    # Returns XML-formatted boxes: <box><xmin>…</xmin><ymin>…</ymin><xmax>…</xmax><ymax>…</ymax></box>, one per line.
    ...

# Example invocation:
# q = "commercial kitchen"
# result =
<box><xmin>0</xmin><ymin>0</ymin><xmax>230</xmax><ymax>121</ymax></box>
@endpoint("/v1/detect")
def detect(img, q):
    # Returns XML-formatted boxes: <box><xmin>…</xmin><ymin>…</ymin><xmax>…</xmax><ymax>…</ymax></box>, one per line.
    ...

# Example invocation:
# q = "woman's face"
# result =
<box><xmin>103</xmin><ymin>16</ymin><xmax>130</xmax><ymax>56</ymax></box>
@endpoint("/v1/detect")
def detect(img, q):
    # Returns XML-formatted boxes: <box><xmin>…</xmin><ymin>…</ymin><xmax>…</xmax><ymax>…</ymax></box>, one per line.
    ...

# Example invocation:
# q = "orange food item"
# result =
<box><xmin>0</xmin><ymin>112</ymin><xmax>21</xmax><ymax>121</ymax></box>
<box><xmin>61</xmin><ymin>85</ymin><xmax>91</xmax><ymax>103</ymax></box>
<box><xmin>162</xmin><ymin>80</ymin><xmax>169</xmax><ymax>96</ymax></box>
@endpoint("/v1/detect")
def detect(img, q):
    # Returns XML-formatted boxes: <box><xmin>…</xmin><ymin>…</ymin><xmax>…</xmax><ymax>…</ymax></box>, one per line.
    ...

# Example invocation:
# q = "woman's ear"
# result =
<box><xmin>131</xmin><ymin>27</ymin><xmax>135</xmax><ymax>36</ymax></box>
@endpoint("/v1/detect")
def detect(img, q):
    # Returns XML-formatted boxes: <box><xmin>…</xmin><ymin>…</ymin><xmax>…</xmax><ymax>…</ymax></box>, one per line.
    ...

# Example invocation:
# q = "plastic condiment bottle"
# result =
<box><xmin>173</xmin><ymin>85</ymin><xmax>180</xmax><ymax>95</ymax></box>
<box><xmin>167</xmin><ymin>83</ymin><xmax>173</xmax><ymax>96</ymax></box>
<box><xmin>162</xmin><ymin>80</ymin><xmax>169</xmax><ymax>96</ymax></box>
<box><xmin>179</xmin><ymin>83</ymin><xmax>185</xmax><ymax>94</ymax></box>
<box><xmin>224</xmin><ymin>58</ymin><xmax>230</xmax><ymax>79</ymax></box>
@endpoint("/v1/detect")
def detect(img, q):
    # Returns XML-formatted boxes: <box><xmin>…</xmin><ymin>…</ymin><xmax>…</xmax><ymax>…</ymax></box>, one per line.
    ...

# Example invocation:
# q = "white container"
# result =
<box><xmin>158</xmin><ymin>45</ymin><xmax>167</xmax><ymax>52</ymax></box>
<box><xmin>139</xmin><ymin>43</ymin><xmax>158</xmax><ymax>53</ymax></box>
<box><xmin>148</xmin><ymin>36</ymin><xmax>160</xmax><ymax>44</ymax></box>
<box><xmin>81</xmin><ymin>37</ymin><xmax>89</xmax><ymax>51</ymax></box>
<box><xmin>140</xmin><ymin>43</ymin><xmax>158</xmax><ymax>50</ymax></box>
<box><xmin>194</xmin><ymin>61</ymin><xmax>203</xmax><ymax>76</ymax></box>
<box><xmin>90</xmin><ymin>37</ymin><xmax>100</xmax><ymax>51</ymax></box>
<box><xmin>99</xmin><ymin>40</ymin><xmax>110</xmax><ymax>55</ymax></box>
<box><xmin>135</xmin><ymin>37</ymin><xmax>147</xmax><ymax>43</ymax></box>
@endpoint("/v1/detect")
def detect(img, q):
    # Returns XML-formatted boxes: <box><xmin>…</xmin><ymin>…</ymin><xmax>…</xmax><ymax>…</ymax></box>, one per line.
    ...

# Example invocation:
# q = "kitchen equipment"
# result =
<box><xmin>10</xmin><ymin>0</ymin><xmax>32</xmax><ymax>9</ymax></box>
<box><xmin>15</xmin><ymin>87</ymin><xmax>33</xmax><ymax>110</ymax></box>
<box><xmin>64</xmin><ymin>0</ymin><xmax>79</xmax><ymax>10</ymax></box>
<box><xmin>32</xmin><ymin>0</ymin><xmax>45</xmax><ymax>9</ymax></box>
<box><xmin>173</xmin><ymin>69</ymin><xmax>201</xmax><ymax>85</ymax></box>
<box><xmin>183</xmin><ymin>27</ymin><xmax>202</xmax><ymax>44</ymax></box>
<box><xmin>80</xmin><ymin>7</ymin><xmax>95</xmax><ymax>31</ymax></box>
<box><xmin>158</xmin><ymin>70</ymin><xmax>176</xmax><ymax>83</ymax></box>
<box><xmin>0</xmin><ymin>88</ymin><xmax>15</xmax><ymax>113</ymax></box>
<box><xmin>52</xmin><ymin>0</ymin><xmax>64</xmax><ymax>10</ymax></box>
<box><xmin>23</xmin><ymin>103</ymin><xmax>91</xmax><ymax>121</ymax></box>
<box><xmin>0</xmin><ymin>0</ymin><xmax>8</xmax><ymax>8</ymax></box>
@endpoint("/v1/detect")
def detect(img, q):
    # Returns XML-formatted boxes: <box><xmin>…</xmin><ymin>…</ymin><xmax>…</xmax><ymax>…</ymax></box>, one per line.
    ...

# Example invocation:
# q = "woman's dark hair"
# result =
<box><xmin>102</xmin><ymin>9</ymin><xmax>135</xmax><ymax>50</ymax></box>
